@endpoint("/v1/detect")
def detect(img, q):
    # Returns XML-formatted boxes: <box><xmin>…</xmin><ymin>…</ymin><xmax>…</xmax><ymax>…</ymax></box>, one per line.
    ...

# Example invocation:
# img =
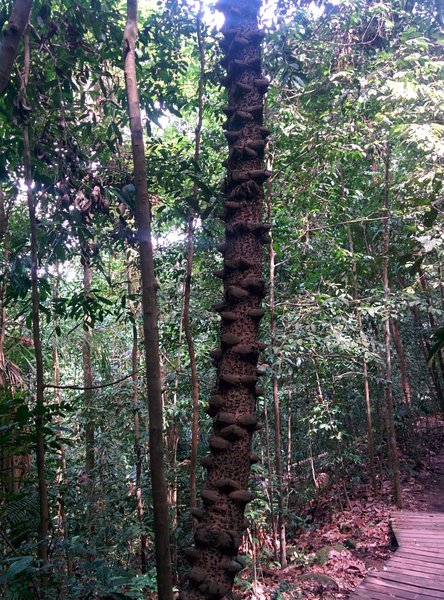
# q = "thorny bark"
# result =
<box><xmin>382</xmin><ymin>145</ymin><xmax>402</xmax><ymax>509</ymax></box>
<box><xmin>181</xmin><ymin>0</ymin><xmax>270</xmax><ymax>597</ymax></box>
<box><xmin>187</xmin><ymin>0</ymin><xmax>205</xmax><ymax>514</ymax></box>
<box><xmin>347</xmin><ymin>224</ymin><xmax>376</xmax><ymax>492</ymax></box>
<box><xmin>123</xmin><ymin>3</ymin><xmax>173</xmax><ymax>598</ymax></box>
<box><xmin>21</xmin><ymin>27</ymin><xmax>50</xmax><ymax>563</ymax></box>
<box><xmin>0</xmin><ymin>0</ymin><xmax>33</xmax><ymax>94</ymax></box>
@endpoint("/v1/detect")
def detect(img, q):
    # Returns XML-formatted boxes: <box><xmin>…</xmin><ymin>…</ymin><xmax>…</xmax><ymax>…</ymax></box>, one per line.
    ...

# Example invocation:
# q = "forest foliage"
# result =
<box><xmin>0</xmin><ymin>0</ymin><xmax>443</xmax><ymax>598</ymax></box>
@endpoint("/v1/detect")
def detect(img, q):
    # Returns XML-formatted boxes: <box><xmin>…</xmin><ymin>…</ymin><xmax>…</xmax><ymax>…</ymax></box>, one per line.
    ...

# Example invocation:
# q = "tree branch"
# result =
<box><xmin>45</xmin><ymin>370</ymin><xmax>139</xmax><ymax>391</ymax></box>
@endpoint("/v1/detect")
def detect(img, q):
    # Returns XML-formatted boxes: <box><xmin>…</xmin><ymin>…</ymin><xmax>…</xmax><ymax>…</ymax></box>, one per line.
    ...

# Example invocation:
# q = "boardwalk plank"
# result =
<box><xmin>363</xmin><ymin>576</ymin><xmax>444</xmax><ymax>597</ymax></box>
<box><xmin>357</xmin><ymin>581</ymin><xmax>439</xmax><ymax>600</ymax></box>
<box><xmin>349</xmin><ymin>511</ymin><xmax>444</xmax><ymax>599</ymax></box>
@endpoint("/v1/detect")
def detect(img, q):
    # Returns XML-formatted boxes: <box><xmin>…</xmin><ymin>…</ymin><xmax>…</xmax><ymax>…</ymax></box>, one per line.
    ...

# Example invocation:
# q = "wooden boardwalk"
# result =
<box><xmin>349</xmin><ymin>511</ymin><xmax>444</xmax><ymax>599</ymax></box>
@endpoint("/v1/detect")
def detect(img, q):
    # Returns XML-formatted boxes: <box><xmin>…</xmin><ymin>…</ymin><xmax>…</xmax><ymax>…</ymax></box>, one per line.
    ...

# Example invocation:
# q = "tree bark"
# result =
<box><xmin>269</xmin><ymin>218</ymin><xmax>286</xmax><ymax>566</ymax></box>
<box><xmin>187</xmin><ymin>2</ymin><xmax>204</xmax><ymax>512</ymax></box>
<box><xmin>180</xmin><ymin>1</ymin><xmax>269</xmax><ymax>597</ymax></box>
<box><xmin>0</xmin><ymin>0</ymin><xmax>32</xmax><ymax>94</ymax></box>
<box><xmin>123</xmin><ymin>3</ymin><xmax>173</xmax><ymax>598</ymax></box>
<box><xmin>347</xmin><ymin>224</ymin><xmax>377</xmax><ymax>492</ymax></box>
<box><xmin>419</xmin><ymin>268</ymin><xmax>444</xmax><ymax>376</ymax></box>
<box><xmin>82</xmin><ymin>258</ymin><xmax>95</xmax><ymax>525</ymax></box>
<box><xmin>398</xmin><ymin>274</ymin><xmax>444</xmax><ymax>411</ymax></box>
<box><xmin>127</xmin><ymin>255</ymin><xmax>147</xmax><ymax>573</ymax></box>
<box><xmin>390</xmin><ymin>319</ymin><xmax>412</xmax><ymax>407</ymax></box>
<box><xmin>0</xmin><ymin>186</ymin><xmax>9</xmax><ymax>392</ymax></box>
<box><xmin>382</xmin><ymin>144</ymin><xmax>402</xmax><ymax>509</ymax></box>
<box><xmin>21</xmin><ymin>27</ymin><xmax>50</xmax><ymax>563</ymax></box>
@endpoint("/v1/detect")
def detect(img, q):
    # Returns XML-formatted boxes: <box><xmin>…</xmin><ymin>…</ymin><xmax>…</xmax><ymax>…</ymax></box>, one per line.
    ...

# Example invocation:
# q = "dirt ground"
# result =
<box><xmin>238</xmin><ymin>417</ymin><xmax>444</xmax><ymax>600</ymax></box>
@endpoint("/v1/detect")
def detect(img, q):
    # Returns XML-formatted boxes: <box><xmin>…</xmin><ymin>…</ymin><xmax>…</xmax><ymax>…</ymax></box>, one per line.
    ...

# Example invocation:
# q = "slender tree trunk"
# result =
<box><xmin>419</xmin><ymin>268</ymin><xmax>444</xmax><ymax>375</ymax></box>
<box><xmin>398</xmin><ymin>274</ymin><xmax>444</xmax><ymax>411</ymax></box>
<box><xmin>82</xmin><ymin>255</ymin><xmax>95</xmax><ymax>531</ymax></box>
<box><xmin>123</xmin><ymin>4</ymin><xmax>173</xmax><ymax>598</ymax></box>
<box><xmin>21</xmin><ymin>27</ymin><xmax>50</xmax><ymax>564</ymax></box>
<box><xmin>181</xmin><ymin>0</ymin><xmax>270</xmax><ymax>596</ymax></box>
<box><xmin>0</xmin><ymin>186</ymin><xmax>9</xmax><ymax>393</ymax></box>
<box><xmin>52</xmin><ymin>267</ymin><xmax>72</xmax><ymax>575</ymax></box>
<box><xmin>437</xmin><ymin>258</ymin><xmax>444</xmax><ymax>310</ymax></box>
<box><xmin>169</xmin><ymin>305</ymin><xmax>184</xmax><ymax>580</ymax></box>
<box><xmin>269</xmin><ymin>238</ymin><xmax>286</xmax><ymax>566</ymax></box>
<box><xmin>263</xmin><ymin>390</ymin><xmax>278</xmax><ymax>559</ymax></box>
<box><xmin>382</xmin><ymin>144</ymin><xmax>402</xmax><ymax>509</ymax></box>
<box><xmin>0</xmin><ymin>0</ymin><xmax>33</xmax><ymax>94</ymax></box>
<box><xmin>187</xmin><ymin>4</ymin><xmax>204</xmax><ymax>511</ymax></box>
<box><xmin>390</xmin><ymin>319</ymin><xmax>412</xmax><ymax>407</ymax></box>
<box><xmin>127</xmin><ymin>255</ymin><xmax>147</xmax><ymax>573</ymax></box>
<box><xmin>286</xmin><ymin>391</ymin><xmax>292</xmax><ymax>480</ymax></box>
<box><xmin>347</xmin><ymin>224</ymin><xmax>377</xmax><ymax>492</ymax></box>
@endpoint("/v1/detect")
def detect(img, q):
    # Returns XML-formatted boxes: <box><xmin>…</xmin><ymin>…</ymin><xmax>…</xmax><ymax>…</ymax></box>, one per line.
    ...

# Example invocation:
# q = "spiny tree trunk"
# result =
<box><xmin>21</xmin><ymin>27</ymin><xmax>50</xmax><ymax>563</ymax></box>
<box><xmin>180</xmin><ymin>0</ymin><xmax>270</xmax><ymax>597</ymax></box>
<box><xmin>123</xmin><ymin>3</ymin><xmax>173</xmax><ymax>598</ymax></box>
<box><xmin>382</xmin><ymin>144</ymin><xmax>402</xmax><ymax>509</ymax></box>
<box><xmin>187</xmin><ymin>2</ymin><xmax>204</xmax><ymax>511</ymax></box>
<box><xmin>0</xmin><ymin>0</ymin><xmax>32</xmax><ymax>94</ymax></box>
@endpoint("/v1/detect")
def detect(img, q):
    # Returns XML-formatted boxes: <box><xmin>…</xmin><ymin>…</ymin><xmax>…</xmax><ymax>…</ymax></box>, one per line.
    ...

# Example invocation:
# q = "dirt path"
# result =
<box><xmin>419</xmin><ymin>454</ymin><xmax>444</xmax><ymax>512</ymax></box>
<box><xmin>404</xmin><ymin>452</ymin><xmax>444</xmax><ymax>513</ymax></box>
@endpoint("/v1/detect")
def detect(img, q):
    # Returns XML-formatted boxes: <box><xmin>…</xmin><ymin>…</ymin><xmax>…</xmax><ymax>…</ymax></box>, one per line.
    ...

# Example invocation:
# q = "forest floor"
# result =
<box><xmin>238</xmin><ymin>415</ymin><xmax>444</xmax><ymax>600</ymax></box>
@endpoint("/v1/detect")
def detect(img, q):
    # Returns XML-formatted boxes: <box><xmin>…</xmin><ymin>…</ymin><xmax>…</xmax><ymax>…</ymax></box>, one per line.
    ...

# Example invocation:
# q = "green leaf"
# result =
<box><xmin>6</xmin><ymin>556</ymin><xmax>34</xmax><ymax>579</ymax></box>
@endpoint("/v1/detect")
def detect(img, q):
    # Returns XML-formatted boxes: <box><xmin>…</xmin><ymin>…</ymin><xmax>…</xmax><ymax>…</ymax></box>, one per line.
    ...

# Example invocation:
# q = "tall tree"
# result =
<box><xmin>21</xmin><ymin>26</ymin><xmax>50</xmax><ymax>564</ymax></box>
<box><xmin>181</xmin><ymin>0</ymin><xmax>270</xmax><ymax>597</ymax></box>
<box><xmin>123</xmin><ymin>2</ymin><xmax>173</xmax><ymax>598</ymax></box>
<box><xmin>187</xmin><ymin>0</ymin><xmax>205</xmax><ymax>514</ymax></box>
<box><xmin>382</xmin><ymin>144</ymin><xmax>402</xmax><ymax>509</ymax></box>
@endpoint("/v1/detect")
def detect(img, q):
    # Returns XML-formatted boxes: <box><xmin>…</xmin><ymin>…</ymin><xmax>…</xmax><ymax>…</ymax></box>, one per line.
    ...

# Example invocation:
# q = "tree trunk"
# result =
<box><xmin>398</xmin><ymin>274</ymin><xmax>444</xmax><ymax>412</ymax></box>
<box><xmin>52</xmin><ymin>267</ymin><xmax>72</xmax><ymax>575</ymax></box>
<box><xmin>0</xmin><ymin>0</ymin><xmax>33</xmax><ymax>94</ymax></box>
<box><xmin>180</xmin><ymin>0</ymin><xmax>269</xmax><ymax>597</ymax></box>
<box><xmin>187</xmin><ymin>3</ymin><xmax>204</xmax><ymax>512</ymax></box>
<box><xmin>0</xmin><ymin>186</ymin><xmax>9</xmax><ymax>393</ymax></box>
<box><xmin>347</xmin><ymin>224</ymin><xmax>377</xmax><ymax>492</ymax></box>
<box><xmin>127</xmin><ymin>255</ymin><xmax>147</xmax><ymax>573</ymax></box>
<box><xmin>382</xmin><ymin>144</ymin><xmax>402</xmax><ymax>509</ymax></box>
<box><xmin>123</xmin><ymin>4</ymin><xmax>173</xmax><ymax>598</ymax></box>
<box><xmin>390</xmin><ymin>319</ymin><xmax>412</xmax><ymax>407</ymax></box>
<box><xmin>82</xmin><ymin>257</ymin><xmax>95</xmax><ymax>526</ymax></box>
<box><xmin>269</xmin><ymin>235</ymin><xmax>286</xmax><ymax>566</ymax></box>
<box><xmin>21</xmin><ymin>27</ymin><xmax>50</xmax><ymax>563</ymax></box>
<box><xmin>419</xmin><ymin>268</ymin><xmax>444</xmax><ymax>376</ymax></box>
